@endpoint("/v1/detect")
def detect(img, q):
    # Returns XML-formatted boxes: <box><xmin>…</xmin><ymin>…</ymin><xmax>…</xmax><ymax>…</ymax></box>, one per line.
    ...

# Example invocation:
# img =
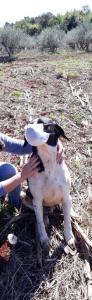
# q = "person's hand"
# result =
<box><xmin>0</xmin><ymin>140</ymin><xmax>5</xmax><ymax>151</ymax></box>
<box><xmin>21</xmin><ymin>155</ymin><xmax>40</xmax><ymax>180</ymax></box>
<box><xmin>56</xmin><ymin>140</ymin><xmax>64</xmax><ymax>164</ymax></box>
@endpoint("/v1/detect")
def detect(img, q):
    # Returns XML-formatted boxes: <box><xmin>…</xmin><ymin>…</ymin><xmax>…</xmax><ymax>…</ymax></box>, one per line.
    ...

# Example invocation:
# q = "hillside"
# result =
<box><xmin>0</xmin><ymin>49</ymin><xmax>92</xmax><ymax>300</ymax></box>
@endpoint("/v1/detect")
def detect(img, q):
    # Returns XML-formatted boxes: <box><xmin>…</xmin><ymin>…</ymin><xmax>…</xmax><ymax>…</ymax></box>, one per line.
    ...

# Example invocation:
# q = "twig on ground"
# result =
<box><xmin>81</xmin><ymin>241</ymin><xmax>92</xmax><ymax>300</ymax></box>
<box><xmin>69</xmin><ymin>82</ymin><xmax>85</xmax><ymax>108</ymax></box>
<box><xmin>0</xmin><ymin>213</ymin><xmax>33</xmax><ymax>238</ymax></box>
<box><xmin>71</xmin><ymin>218</ymin><xmax>92</xmax><ymax>251</ymax></box>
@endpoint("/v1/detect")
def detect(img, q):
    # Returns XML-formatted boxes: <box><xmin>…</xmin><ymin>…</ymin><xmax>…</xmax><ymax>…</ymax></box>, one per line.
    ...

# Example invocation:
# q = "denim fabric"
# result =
<box><xmin>0</xmin><ymin>162</ymin><xmax>21</xmax><ymax>209</ymax></box>
<box><xmin>0</xmin><ymin>132</ymin><xmax>33</xmax><ymax>209</ymax></box>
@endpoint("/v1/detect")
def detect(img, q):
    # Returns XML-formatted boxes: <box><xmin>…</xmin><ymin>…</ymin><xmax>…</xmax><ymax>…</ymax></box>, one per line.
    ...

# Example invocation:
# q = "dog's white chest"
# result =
<box><xmin>43</xmin><ymin>176</ymin><xmax>63</xmax><ymax>206</ymax></box>
<box><xmin>28</xmin><ymin>147</ymin><xmax>71</xmax><ymax>207</ymax></box>
<box><xmin>28</xmin><ymin>163</ymin><xmax>67</xmax><ymax>206</ymax></box>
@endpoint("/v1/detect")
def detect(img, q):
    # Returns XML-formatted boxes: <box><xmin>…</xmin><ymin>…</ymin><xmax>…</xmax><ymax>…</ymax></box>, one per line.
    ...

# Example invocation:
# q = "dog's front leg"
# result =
<box><xmin>33</xmin><ymin>198</ymin><xmax>49</xmax><ymax>251</ymax></box>
<box><xmin>62</xmin><ymin>194</ymin><xmax>75</xmax><ymax>247</ymax></box>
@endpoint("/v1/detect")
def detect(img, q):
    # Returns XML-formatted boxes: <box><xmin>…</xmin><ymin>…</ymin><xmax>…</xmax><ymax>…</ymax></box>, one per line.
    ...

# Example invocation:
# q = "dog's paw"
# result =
<box><xmin>41</xmin><ymin>238</ymin><xmax>50</xmax><ymax>255</ymax></box>
<box><xmin>67</xmin><ymin>237</ymin><xmax>76</xmax><ymax>251</ymax></box>
<box><xmin>44</xmin><ymin>215</ymin><xmax>50</xmax><ymax>228</ymax></box>
<box><xmin>64</xmin><ymin>230</ymin><xmax>75</xmax><ymax>250</ymax></box>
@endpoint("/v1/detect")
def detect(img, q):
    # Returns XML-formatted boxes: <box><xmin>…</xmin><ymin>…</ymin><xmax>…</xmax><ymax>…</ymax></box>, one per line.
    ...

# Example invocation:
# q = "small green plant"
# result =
<box><xmin>49</xmin><ymin>113</ymin><xmax>56</xmax><ymax>121</ymax></box>
<box><xmin>10</xmin><ymin>90</ymin><xmax>22</xmax><ymax>100</ymax></box>
<box><xmin>73</xmin><ymin>113</ymin><xmax>84</xmax><ymax>124</ymax></box>
<box><xmin>75</xmin><ymin>157</ymin><xmax>81</xmax><ymax>168</ymax></box>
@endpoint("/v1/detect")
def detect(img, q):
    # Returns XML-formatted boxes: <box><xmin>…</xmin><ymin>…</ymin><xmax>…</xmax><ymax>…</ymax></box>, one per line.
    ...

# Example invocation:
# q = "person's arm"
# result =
<box><xmin>0</xmin><ymin>156</ymin><xmax>39</xmax><ymax>197</ymax></box>
<box><xmin>0</xmin><ymin>133</ymin><xmax>32</xmax><ymax>155</ymax></box>
<box><xmin>0</xmin><ymin>133</ymin><xmax>64</xmax><ymax>161</ymax></box>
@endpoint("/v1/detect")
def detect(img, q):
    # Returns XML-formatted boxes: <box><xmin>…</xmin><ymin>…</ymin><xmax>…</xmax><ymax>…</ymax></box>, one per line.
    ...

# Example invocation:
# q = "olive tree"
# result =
<box><xmin>66</xmin><ymin>22</ymin><xmax>92</xmax><ymax>51</ymax></box>
<box><xmin>0</xmin><ymin>25</ymin><xmax>29</xmax><ymax>57</ymax></box>
<box><xmin>38</xmin><ymin>27</ymin><xmax>65</xmax><ymax>52</ymax></box>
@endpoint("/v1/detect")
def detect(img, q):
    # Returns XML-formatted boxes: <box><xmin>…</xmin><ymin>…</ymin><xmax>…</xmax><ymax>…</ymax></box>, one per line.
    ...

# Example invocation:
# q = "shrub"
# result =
<box><xmin>66</xmin><ymin>22</ymin><xmax>92</xmax><ymax>51</ymax></box>
<box><xmin>0</xmin><ymin>25</ymin><xmax>29</xmax><ymax>57</ymax></box>
<box><xmin>62</xmin><ymin>15</ymin><xmax>78</xmax><ymax>32</ymax></box>
<box><xmin>15</xmin><ymin>19</ymin><xmax>28</xmax><ymax>32</ymax></box>
<box><xmin>38</xmin><ymin>13</ymin><xmax>54</xmax><ymax>29</ymax></box>
<box><xmin>48</xmin><ymin>14</ymin><xmax>64</xmax><ymax>27</ymax></box>
<box><xmin>84</xmin><ymin>24</ymin><xmax>92</xmax><ymax>51</ymax></box>
<box><xmin>38</xmin><ymin>27</ymin><xmax>65</xmax><ymax>52</ymax></box>
<box><xmin>26</xmin><ymin>23</ymin><xmax>42</xmax><ymax>36</ymax></box>
<box><xmin>65</xmin><ymin>27</ymin><xmax>80</xmax><ymax>49</ymax></box>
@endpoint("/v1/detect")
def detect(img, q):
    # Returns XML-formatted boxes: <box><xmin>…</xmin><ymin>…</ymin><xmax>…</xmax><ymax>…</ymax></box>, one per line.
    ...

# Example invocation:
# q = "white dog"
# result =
<box><xmin>23</xmin><ymin>117</ymin><xmax>75</xmax><ymax>250</ymax></box>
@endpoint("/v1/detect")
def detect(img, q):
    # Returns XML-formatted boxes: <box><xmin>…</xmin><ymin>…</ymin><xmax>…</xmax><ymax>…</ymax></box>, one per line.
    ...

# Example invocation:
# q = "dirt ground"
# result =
<box><xmin>0</xmin><ymin>49</ymin><xmax>92</xmax><ymax>300</ymax></box>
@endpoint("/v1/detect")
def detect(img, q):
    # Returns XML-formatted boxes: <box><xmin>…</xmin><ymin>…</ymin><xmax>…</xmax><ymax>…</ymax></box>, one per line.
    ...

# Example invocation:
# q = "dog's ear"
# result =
<box><xmin>23</xmin><ymin>137</ymin><xmax>28</xmax><ymax>147</ymax></box>
<box><xmin>54</xmin><ymin>124</ymin><xmax>70</xmax><ymax>141</ymax></box>
<box><xmin>37</xmin><ymin>117</ymin><xmax>51</xmax><ymax>124</ymax></box>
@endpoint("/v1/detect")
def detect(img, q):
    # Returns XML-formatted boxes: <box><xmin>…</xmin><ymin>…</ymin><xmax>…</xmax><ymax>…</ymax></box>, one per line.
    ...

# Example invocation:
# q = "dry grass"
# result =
<box><xmin>0</xmin><ymin>208</ymin><xmax>88</xmax><ymax>300</ymax></box>
<box><xmin>0</xmin><ymin>49</ymin><xmax>92</xmax><ymax>300</ymax></box>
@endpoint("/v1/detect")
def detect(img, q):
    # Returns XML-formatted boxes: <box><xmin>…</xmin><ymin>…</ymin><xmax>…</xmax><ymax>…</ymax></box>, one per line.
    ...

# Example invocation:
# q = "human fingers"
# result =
<box><xmin>29</xmin><ymin>166</ymin><xmax>41</xmax><ymax>177</ymax></box>
<box><xmin>28</xmin><ymin>154</ymin><xmax>40</xmax><ymax>164</ymax></box>
<box><xmin>30</xmin><ymin>160</ymin><xmax>40</xmax><ymax>171</ymax></box>
<box><xmin>25</xmin><ymin>158</ymin><xmax>41</xmax><ymax>177</ymax></box>
<box><xmin>27</xmin><ymin>163</ymin><xmax>41</xmax><ymax>178</ymax></box>
<box><xmin>21</xmin><ymin>157</ymin><xmax>39</xmax><ymax>180</ymax></box>
<box><xmin>28</xmin><ymin>157</ymin><xmax>40</xmax><ymax>169</ymax></box>
<box><xmin>56</xmin><ymin>146</ymin><xmax>64</xmax><ymax>164</ymax></box>
<box><xmin>0</xmin><ymin>140</ymin><xmax>5</xmax><ymax>151</ymax></box>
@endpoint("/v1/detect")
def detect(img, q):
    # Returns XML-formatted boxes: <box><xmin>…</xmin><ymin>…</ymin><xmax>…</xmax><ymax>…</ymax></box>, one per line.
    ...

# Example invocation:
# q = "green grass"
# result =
<box><xmin>10</xmin><ymin>90</ymin><xmax>23</xmax><ymax>100</ymax></box>
<box><xmin>73</xmin><ymin>112</ymin><xmax>84</xmax><ymax>124</ymax></box>
<box><xmin>48</xmin><ymin>51</ymin><xmax>92</xmax><ymax>77</ymax></box>
<box><xmin>75</xmin><ymin>158</ymin><xmax>81</xmax><ymax>168</ymax></box>
<box><xmin>49</xmin><ymin>112</ymin><xmax>56</xmax><ymax>121</ymax></box>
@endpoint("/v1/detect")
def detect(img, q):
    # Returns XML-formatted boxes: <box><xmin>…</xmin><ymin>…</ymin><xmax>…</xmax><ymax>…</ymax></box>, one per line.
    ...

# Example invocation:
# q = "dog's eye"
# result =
<box><xmin>47</xmin><ymin>125</ymin><xmax>52</xmax><ymax>131</ymax></box>
<box><xmin>44</xmin><ymin>124</ymin><xmax>54</xmax><ymax>133</ymax></box>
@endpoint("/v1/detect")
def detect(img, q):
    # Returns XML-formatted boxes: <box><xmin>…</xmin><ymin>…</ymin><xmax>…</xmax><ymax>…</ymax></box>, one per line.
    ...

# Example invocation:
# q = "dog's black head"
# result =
<box><xmin>36</xmin><ymin>117</ymin><xmax>70</xmax><ymax>146</ymax></box>
<box><xmin>23</xmin><ymin>117</ymin><xmax>69</xmax><ymax>147</ymax></box>
<box><xmin>23</xmin><ymin>117</ymin><xmax>69</xmax><ymax>173</ymax></box>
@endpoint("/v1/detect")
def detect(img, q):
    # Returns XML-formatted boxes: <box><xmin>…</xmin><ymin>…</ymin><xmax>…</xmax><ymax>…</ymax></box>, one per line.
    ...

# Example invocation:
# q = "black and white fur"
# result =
<box><xmin>23</xmin><ymin>117</ymin><xmax>75</xmax><ymax>249</ymax></box>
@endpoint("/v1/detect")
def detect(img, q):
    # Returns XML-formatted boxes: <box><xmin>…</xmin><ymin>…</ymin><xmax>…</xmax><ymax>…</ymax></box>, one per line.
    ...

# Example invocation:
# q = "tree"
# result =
<box><xmin>0</xmin><ymin>25</ymin><xmax>29</xmax><ymax>57</ymax></box>
<box><xmin>62</xmin><ymin>15</ymin><xmax>78</xmax><ymax>32</ymax></box>
<box><xmin>38</xmin><ymin>13</ymin><xmax>54</xmax><ymax>29</ymax></box>
<box><xmin>38</xmin><ymin>27</ymin><xmax>65</xmax><ymax>52</ymax></box>
<box><xmin>81</xmin><ymin>5</ymin><xmax>90</xmax><ymax>15</ymax></box>
<box><xmin>48</xmin><ymin>14</ymin><xmax>64</xmax><ymax>27</ymax></box>
<box><xmin>66</xmin><ymin>22</ymin><xmax>92</xmax><ymax>52</ymax></box>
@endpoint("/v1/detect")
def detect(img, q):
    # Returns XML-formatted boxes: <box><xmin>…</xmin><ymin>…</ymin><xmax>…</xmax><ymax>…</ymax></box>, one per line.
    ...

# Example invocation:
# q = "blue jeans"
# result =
<box><xmin>0</xmin><ymin>162</ymin><xmax>21</xmax><ymax>209</ymax></box>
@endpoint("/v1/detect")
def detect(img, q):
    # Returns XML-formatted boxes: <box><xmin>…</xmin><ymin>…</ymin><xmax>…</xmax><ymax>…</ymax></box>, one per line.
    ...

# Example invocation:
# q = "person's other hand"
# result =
<box><xmin>0</xmin><ymin>140</ymin><xmax>5</xmax><ymax>151</ymax></box>
<box><xmin>21</xmin><ymin>155</ymin><xmax>40</xmax><ymax>180</ymax></box>
<box><xmin>56</xmin><ymin>140</ymin><xmax>64</xmax><ymax>164</ymax></box>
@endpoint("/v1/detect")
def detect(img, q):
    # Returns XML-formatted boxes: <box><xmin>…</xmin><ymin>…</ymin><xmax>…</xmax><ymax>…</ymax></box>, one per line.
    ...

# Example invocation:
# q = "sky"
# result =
<box><xmin>0</xmin><ymin>0</ymin><xmax>92</xmax><ymax>26</ymax></box>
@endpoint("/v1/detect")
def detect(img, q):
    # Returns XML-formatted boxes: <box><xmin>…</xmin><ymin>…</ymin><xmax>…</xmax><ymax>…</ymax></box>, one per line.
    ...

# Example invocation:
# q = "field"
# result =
<box><xmin>0</xmin><ymin>49</ymin><xmax>92</xmax><ymax>300</ymax></box>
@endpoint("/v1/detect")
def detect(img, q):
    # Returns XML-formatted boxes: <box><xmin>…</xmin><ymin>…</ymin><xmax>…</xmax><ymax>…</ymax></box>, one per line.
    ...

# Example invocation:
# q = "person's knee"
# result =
<box><xmin>8</xmin><ymin>164</ymin><xmax>18</xmax><ymax>177</ymax></box>
<box><xmin>0</xmin><ymin>163</ymin><xmax>18</xmax><ymax>181</ymax></box>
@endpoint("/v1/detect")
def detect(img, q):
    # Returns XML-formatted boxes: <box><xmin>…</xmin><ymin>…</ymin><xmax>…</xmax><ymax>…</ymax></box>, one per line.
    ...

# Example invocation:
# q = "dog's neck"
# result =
<box><xmin>47</xmin><ymin>134</ymin><xmax>58</xmax><ymax>146</ymax></box>
<box><xmin>37</xmin><ymin>144</ymin><xmax>57</xmax><ymax>168</ymax></box>
<box><xmin>32</xmin><ymin>144</ymin><xmax>57</xmax><ymax>167</ymax></box>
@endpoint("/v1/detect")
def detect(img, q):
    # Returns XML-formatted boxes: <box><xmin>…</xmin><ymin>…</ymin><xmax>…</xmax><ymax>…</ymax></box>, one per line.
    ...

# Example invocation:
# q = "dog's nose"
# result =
<box><xmin>25</xmin><ymin>124</ymin><xmax>50</xmax><ymax>146</ymax></box>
